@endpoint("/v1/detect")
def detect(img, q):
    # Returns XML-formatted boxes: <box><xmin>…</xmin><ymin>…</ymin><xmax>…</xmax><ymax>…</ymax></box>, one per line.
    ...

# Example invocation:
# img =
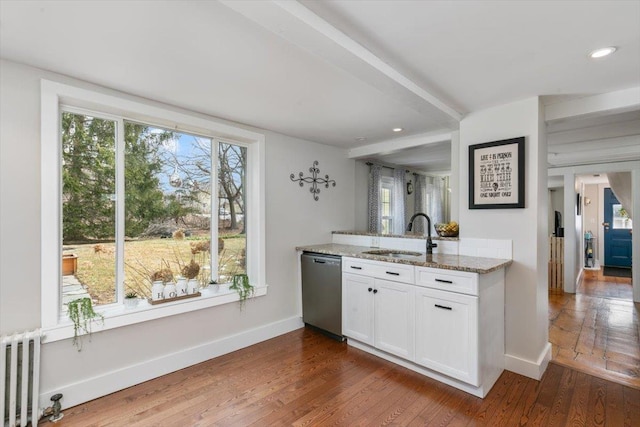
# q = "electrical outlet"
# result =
<box><xmin>371</xmin><ymin>236</ymin><xmax>380</xmax><ymax>247</ymax></box>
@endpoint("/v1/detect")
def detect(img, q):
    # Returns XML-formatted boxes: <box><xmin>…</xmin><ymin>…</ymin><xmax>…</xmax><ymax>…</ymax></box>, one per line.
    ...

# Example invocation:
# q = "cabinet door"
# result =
<box><xmin>374</xmin><ymin>279</ymin><xmax>415</xmax><ymax>360</ymax></box>
<box><xmin>342</xmin><ymin>273</ymin><xmax>375</xmax><ymax>345</ymax></box>
<box><xmin>415</xmin><ymin>287</ymin><xmax>479</xmax><ymax>385</ymax></box>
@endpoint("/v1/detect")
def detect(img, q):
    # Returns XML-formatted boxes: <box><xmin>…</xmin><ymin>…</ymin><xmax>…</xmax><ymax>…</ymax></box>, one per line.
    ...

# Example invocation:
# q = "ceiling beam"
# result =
<box><xmin>220</xmin><ymin>0</ymin><xmax>461</xmax><ymax>128</ymax></box>
<box><xmin>348</xmin><ymin>131</ymin><xmax>452</xmax><ymax>159</ymax></box>
<box><xmin>548</xmin><ymin>117</ymin><xmax>640</xmax><ymax>145</ymax></box>
<box><xmin>548</xmin><ymin>143</ymin><xmax>640</xmax><ymax>167</ymax></box>
<box><xmin>545</xmin><ymin>87</ymin><xmax>640</xmax><ymax>123</ymax></box>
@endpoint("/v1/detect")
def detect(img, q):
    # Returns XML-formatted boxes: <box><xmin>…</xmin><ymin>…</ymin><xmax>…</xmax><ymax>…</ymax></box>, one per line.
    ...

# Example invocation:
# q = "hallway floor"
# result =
<box><xmin>549</xmin><ymin>269</ymin><xmax>639</xmax><ymax>389</ymax></box>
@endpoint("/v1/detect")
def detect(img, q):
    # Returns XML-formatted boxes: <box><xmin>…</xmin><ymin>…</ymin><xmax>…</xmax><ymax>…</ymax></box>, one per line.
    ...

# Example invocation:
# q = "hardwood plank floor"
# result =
<box><xmin>549</xmin><ymin>268</ymin><xmax>640</xmax><ymax>389</ymax></box>
<box><xmin>43</xmin><ymin>328</ymin><xmax>638</xmax><ymax>427</ymax></box>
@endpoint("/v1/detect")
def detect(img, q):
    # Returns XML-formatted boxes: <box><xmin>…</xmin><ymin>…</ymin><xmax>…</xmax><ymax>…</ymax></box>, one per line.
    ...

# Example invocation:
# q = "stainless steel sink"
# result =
<box><xmin>362</xmin><ymin>249</ymin><xmax>423</xmax><ymax>258</ymax></box>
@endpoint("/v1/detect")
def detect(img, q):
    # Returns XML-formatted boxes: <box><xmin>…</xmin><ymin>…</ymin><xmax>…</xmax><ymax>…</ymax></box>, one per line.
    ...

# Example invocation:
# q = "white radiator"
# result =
<box><xmin>1</xmin><ymin>329</ymin><xmax>42</xmax><ymax>427</ymax></box>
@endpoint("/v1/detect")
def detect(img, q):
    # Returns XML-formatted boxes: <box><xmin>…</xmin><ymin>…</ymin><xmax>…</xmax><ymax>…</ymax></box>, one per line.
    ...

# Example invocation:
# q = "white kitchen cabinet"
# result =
<box><xmin>343</xmin><ymin>256</ymin><xmax>415</xmax><ymax>360</ymax></box>
<box><xmin>341</xmin><ymin>257</ymin><xmax>505</xmax><ymax>398</ymax></box>
<box><xmin>374</xmin><ymin>278</ymin><xmax>415</xmax><ymax>360</ymax></box>
<box><xmin>415</xmin><ymin>287</ymin><xmax>478</xmax><ymax>385</ymax></box>
<box><xmin>342</xmin><ymin>273</ymin><xmax>374</xmax><ymax>345</ymax></box>
<box><xmin>343</xmin><ymin>272</ymin><xmax>415</xmax><ymax>360</ymax></box>
<box><xmin>415</xmin><ymin>266</ymin><xmax>505</xmax><ymax>397</ymax></box>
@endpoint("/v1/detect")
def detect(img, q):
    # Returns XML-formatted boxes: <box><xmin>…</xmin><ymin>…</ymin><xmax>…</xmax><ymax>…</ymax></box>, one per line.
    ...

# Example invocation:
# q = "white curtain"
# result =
<box><xmin>607</xmin><ymin>172</ymin><xmax>633</xmax><ymax>219</ymax></box>
<box><xmin>367</xmin><ymin>164</ymin><xmax>382</xmax><ymax>232</ymax></box>
<box><xmin>426</xmin><ymin>176</ymin><xmax>445</xmax><ymax>227</ymax></box>
<box><xmin>413</xmin><ymin>175</ymin><xmax>445</xmax><ymax>234</ymax></box>
<box><xmin>392</xmin><ymin>168</ymin><xmax>406</xmax><ymax>234</ymax></box>
<box><xmin>413</xmin><ymin>175</ymin><xmax>427</xmax><ymax>233</ymax></box>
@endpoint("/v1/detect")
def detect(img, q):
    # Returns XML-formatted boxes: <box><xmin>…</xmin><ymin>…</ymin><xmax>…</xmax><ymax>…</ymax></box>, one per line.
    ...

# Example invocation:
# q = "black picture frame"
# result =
<box><xmin>469</xmin><ymin>136</ymin><xmax>525</xmax><ymax>209</ymax></box>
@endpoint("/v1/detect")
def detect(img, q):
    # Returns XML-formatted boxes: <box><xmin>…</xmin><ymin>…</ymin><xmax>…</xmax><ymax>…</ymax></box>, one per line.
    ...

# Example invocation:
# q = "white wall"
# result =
<box><xmin>0</xmin><ymin>59</ymin><xmax>356</xmax><ymax>408</ymax></box>
<box><xmin>597</xmin><ymin>183</ymin><xmax>607</xmax><ymax>267</ymax></box>
<box><xmin>583</xmin><ymin>184</ymin><xmax>599</xmax><ymax>265</ymax></box>
<box><xmin>565</xmin><ymin>176</ymin><xmax>583</xmax><ymax>293</ymax></box>
<box><xmin>354</xmin><ymin>160</ymin><xmax>369</xmax><ymax>231</ymax></box>
<box><xmin>459</xmin><ymin>97</ymin><xmax>550</xmax><ymax>379</ymax></box>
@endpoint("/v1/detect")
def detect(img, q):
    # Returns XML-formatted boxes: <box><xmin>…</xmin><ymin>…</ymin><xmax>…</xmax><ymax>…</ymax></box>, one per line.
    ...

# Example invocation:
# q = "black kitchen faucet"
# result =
<box><xmin>407</xmin><ymin>212</ymin><xmax>438</xmax><ymax>255</ymax></box>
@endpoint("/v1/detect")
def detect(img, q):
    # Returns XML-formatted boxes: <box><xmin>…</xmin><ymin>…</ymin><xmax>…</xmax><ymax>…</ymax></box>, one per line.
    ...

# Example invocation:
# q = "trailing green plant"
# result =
<box><xmin>230</xmin><ymin>274</ymin><xmax>254</xmax><ymax>310</ymax></box>
<box><xmin>67</xmin><ymin>297</ymin><xmax>104</xmax><ymax>351</ymax></box>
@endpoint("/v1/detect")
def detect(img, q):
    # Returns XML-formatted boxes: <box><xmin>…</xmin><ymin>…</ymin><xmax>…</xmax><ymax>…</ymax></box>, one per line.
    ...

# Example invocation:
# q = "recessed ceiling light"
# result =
<box><xmin>393</xmin><ymin>127</ymin><xmax>403</xmax><ymax>132</ymax></box>
<box><xmin>588</xmin><ymin>46</ymin><xmax>617</xmax><ymax>59</ymax></box>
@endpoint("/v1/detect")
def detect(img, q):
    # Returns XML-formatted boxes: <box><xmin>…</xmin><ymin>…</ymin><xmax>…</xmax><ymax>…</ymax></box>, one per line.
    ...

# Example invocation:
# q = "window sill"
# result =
<box><xmin>42</xmin><ymin>285</ymin><xmax>268</xmax><ymax>344</ymax></box>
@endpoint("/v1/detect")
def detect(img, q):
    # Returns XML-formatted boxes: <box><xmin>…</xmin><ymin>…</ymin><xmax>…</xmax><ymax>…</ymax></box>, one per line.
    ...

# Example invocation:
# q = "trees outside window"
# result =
<box><xmin>62</xmin><ymin>112</ymin><xmax>247</xmax><ymax>306</ymax></box>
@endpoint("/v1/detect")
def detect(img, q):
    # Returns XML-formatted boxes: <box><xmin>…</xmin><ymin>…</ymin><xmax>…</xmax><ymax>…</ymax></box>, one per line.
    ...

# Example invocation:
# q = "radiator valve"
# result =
<box><xmin>49</xmin><ymin>393</ymin><xmax>64</xmax><ymax>422</ymax></box>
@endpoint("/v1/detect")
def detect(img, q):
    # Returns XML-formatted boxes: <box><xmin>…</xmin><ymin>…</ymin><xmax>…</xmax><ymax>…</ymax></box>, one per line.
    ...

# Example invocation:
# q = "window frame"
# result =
<box><xmin>380</xmin><ymin>176</ymin><xmax>394</xmax><ymax>234</ymax></box>
<box><xmin>41</xmin><ymin>80</ymin><xmax>266</xmax><ymax>343</ymax></box>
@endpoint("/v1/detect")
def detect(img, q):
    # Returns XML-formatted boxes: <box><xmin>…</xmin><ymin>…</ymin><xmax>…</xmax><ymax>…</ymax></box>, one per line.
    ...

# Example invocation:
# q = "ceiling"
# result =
<box><xmin>1</xmin><ymin>1</ymin><xmax>639</xmax><ymax>171</ymax></box>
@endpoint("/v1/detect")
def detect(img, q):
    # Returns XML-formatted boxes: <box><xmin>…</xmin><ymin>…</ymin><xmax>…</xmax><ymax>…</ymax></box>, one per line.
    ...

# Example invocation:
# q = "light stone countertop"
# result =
<box><xmin>296</xmin><ymin>243</ymin><xmax>512</xmax><ymax>274</ymax></box>
<box><xmin>332</xmin><ymin>230</ymin><xmax>459</xmax><ymax>241</ymax></box>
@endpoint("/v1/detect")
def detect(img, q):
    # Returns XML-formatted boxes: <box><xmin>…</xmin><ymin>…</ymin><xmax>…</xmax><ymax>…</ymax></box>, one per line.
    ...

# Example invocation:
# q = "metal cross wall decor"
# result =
<box><xmin>290</xmin><ymin>160</ymin><xmax>336</xmax><ymax>201</ymax></box>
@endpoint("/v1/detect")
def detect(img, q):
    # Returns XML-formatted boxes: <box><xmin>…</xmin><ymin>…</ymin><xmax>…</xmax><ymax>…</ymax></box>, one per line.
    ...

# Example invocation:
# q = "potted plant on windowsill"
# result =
<box><xmin>181</xmin><ymin>259</ymin><xmax>200</xmax><ymax>295</ymax></box>
<box><xmin>124</xmin><ymin>291</ymin><xmax>139</xmax><ymax>309</ymax></box>
<box><xmin>67</xmin><ymin>297</ymin><xmax>103</xmax><ymax>351</ymax></box>
<box><xmin>150</xmin><ymin>267</ymin><xmax>173</xmax><ymax>301</ymax></box>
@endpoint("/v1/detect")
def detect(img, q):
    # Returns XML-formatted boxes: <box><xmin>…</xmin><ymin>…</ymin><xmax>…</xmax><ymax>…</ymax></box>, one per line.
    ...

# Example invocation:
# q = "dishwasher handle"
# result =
<box><xmin>302</xmin><ymin>252</ymin><xmax>342</xmax><ymax>268</ymax></box>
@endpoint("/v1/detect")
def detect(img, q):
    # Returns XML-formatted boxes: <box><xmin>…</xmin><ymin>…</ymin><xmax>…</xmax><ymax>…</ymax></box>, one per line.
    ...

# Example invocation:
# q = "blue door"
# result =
<box><xmin>603</xmin><ymin>188</ymin><xmax>632</xmax><ymax>267</ymax></box>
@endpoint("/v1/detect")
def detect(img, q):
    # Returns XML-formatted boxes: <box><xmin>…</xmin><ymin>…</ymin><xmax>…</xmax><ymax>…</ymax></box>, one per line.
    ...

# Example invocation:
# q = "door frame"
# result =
<box><xmin>548</xmin><ymin>161</ymin><xmax>639</xmax><ymax>302</ymax></box>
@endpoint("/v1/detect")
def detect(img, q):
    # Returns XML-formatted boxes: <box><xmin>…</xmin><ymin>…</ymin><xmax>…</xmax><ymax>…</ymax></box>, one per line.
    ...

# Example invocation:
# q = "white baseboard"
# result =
<box><xmin>39</xmin><ymin>316</ymin><xmax>304</xmax><ymax>411</ymax></box>
<box><xmin>504</xmin><ymin>342</ymin><xmax>552</xmax><ymax>380</ymax></box>
<box><xmin>577</xmin><ymin>268</ymin><xmax>584</xmax><ymax>284</ymax></box>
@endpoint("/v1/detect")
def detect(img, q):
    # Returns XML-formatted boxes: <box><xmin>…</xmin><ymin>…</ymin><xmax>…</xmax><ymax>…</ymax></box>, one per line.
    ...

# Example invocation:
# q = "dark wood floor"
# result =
<box><xmin>44</xmin><ymin>327</ymin><xmax>639</xmax><ymax>427</ymax></box>
<box><xmin>549</xmin><ymin>269</ymin><xmax>639</xmax><ymax>388</ymax></box>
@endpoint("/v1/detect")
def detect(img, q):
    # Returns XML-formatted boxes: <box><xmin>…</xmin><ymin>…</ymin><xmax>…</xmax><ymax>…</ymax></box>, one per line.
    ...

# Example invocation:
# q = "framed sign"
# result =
<box><xmin>469</xmin><ymin>136</ymin><xmax>525</xmax><ymax>209</ymax></box>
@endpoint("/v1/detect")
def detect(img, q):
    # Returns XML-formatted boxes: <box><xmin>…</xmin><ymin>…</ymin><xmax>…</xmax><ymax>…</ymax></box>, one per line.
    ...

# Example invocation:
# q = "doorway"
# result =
<box><xmin>548</xmin><ymin>174</ymin><xmax>639</xmax><ymax>388</ymax></box>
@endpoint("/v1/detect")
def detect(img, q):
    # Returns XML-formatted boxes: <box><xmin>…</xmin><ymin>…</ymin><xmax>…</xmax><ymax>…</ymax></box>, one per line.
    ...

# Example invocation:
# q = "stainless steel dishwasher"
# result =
<box><xmin>301</xmin><ymin>252</ymin><xmax>343</xmax><ymax>339</ymax></box>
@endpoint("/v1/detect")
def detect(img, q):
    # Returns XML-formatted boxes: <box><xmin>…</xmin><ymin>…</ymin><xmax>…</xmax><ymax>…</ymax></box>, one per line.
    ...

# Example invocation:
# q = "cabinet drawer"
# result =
<box><xmin>415</xmin><ymin>267</ymin><xmax>478</xmax><ymax>296</ymax></box>
<box><xmin>343</xmin><ymin>257</ymin><xmax>414</xmax><ymax>284</ymax></box>
<box><xmin>343</xmin><ymin>257</ymin><xmax>376</xmax><ymax>275</ymax></box>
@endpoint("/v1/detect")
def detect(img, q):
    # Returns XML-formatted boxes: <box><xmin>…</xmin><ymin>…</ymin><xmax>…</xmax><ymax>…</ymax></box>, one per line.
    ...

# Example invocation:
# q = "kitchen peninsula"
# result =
<box><xmin>297</xmin><ymin>233</ymin><xmax>512</xmax><ymax>398</ymax></box>
<box><xmin>296</xmin><ymin>243</ymin><xmax>511</xmax><ymax>273</ymax></box>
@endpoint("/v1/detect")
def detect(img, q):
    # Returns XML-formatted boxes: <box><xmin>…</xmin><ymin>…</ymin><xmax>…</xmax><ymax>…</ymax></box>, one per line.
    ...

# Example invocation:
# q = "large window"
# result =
<box><xmin>42</xmin><ymin>81</ymin><xmax>265</xmax><ymax>338</ymax></box>
<box><xmin>61</xmin><ymin>113</ymin><xmax>248</xmax><ymax>307</ymax></box>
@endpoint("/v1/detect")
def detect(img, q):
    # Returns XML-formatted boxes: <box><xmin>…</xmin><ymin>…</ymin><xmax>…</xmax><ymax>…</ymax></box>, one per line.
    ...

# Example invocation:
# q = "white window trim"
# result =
<box><xmin>380</xmin><ymin>176</ymin><xmax>394</xmax><ymax>231</ymax></box>
<box><xmin>41</xmin><ymin>80</ymin><xmax>266</xmax><ymax>343</ymax></box>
